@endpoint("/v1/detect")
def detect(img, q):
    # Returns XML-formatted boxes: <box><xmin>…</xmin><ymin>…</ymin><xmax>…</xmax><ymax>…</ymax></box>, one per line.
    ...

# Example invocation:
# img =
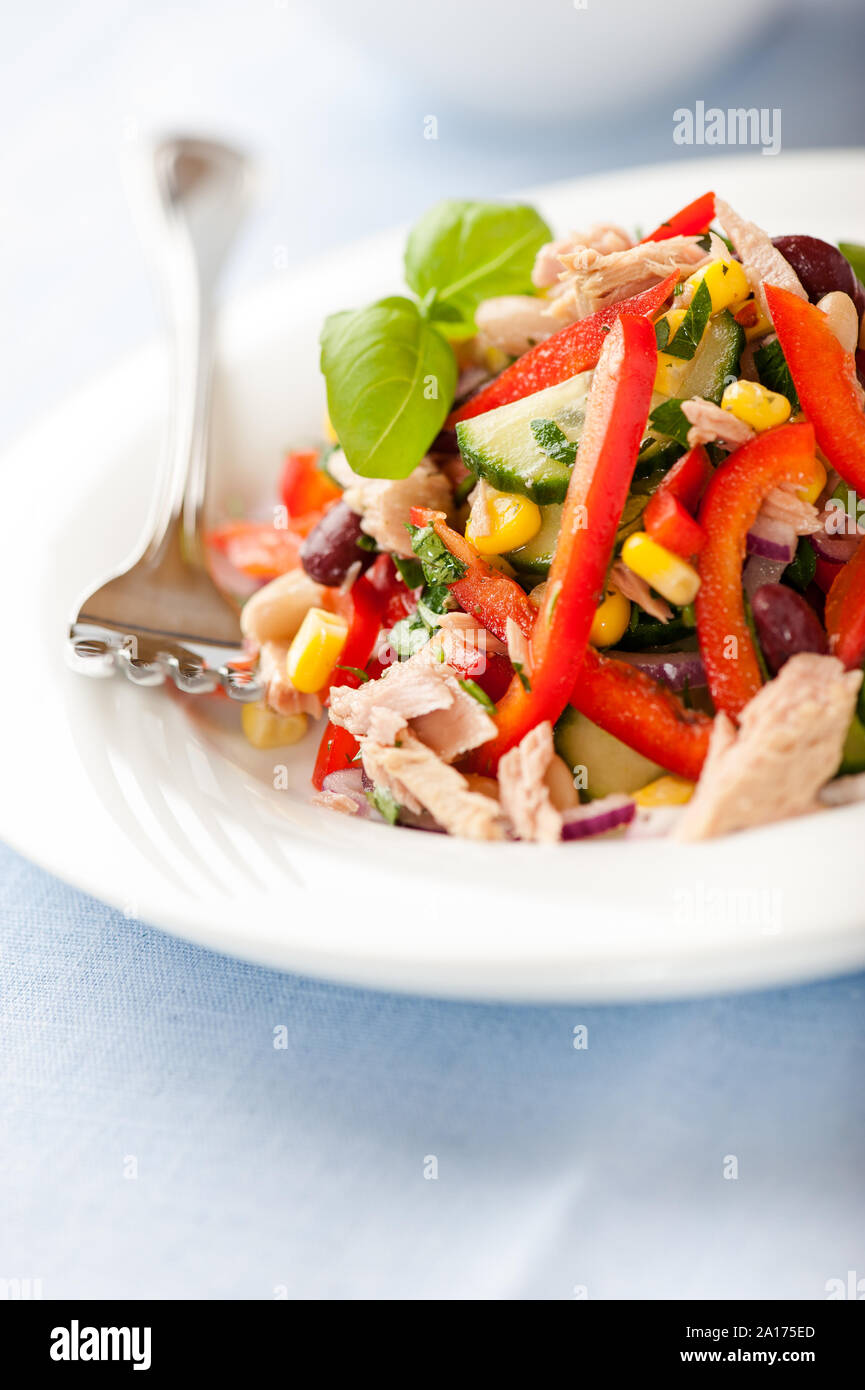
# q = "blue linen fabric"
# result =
<box><xmin>1</xmin><ymin>839</ymin><xmax>863</xmax><ymax>1300</ymax></box>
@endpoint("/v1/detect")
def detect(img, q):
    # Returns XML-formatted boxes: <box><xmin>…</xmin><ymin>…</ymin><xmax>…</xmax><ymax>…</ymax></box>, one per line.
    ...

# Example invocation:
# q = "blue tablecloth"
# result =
<box><xmin>2</xmin><ymin>839</ymin><xmax>863</xmax><ymax>1299</ymax></box>
<box><xmin>3</xmin><ymin>0</ymin><xmax>864</xmax><ymax>1300</ymax></box>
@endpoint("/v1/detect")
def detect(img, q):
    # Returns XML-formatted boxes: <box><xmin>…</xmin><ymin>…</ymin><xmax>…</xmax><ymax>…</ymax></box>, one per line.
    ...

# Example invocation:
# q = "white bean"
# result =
<box><xmin>240</xmin><ymin>569</ymin><xmax>329</xmax><ymax>645</ymax></box>
<box><xmin>817</xmin><ymin>291</ymin><xmax>859</xmax><ymax>355</ymax></box>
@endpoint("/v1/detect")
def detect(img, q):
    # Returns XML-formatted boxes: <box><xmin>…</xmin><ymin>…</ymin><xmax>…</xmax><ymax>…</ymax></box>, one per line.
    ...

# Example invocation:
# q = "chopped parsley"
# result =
<box><xmin>457</xmin><ymin>678</ymin><xmax>497</xmax><ymax>714</ymax></box>
<box><xmin>648</xmin><ymin>398</ymin><xmax>692</xmax><ymax>448</ymax></box>
<box><xmin>513</xmin><ymin>662</ymin><xmax>531</xmax><ymax>693</ymax></box>
<box><xmin>355</xmin><ymin>534</ymin><xmax>378</xmax><ymax>552</ymax></box>
<box><xmin>655</xmin><ymin>278</ymin><xmax>711</xmax><ymax>360</ymax></box>
<box><xmin>335</xmin><ymin>665</ymin><xmax>369</xmax><ymax>682</ymax></box>
<box><xmin>394</xmin><ymin>555</ymin><xmax>424</xmax><ymax>590</ymax></box>
<box><xmin>754</xmin><ymin>338</ymin><xmax>800</xmax><ymax>411</ymax></box>
<box><xmin>530</xmin><ymin>417</ymin><xmax>577</xmax><ymax>468</ymax></box>
<box><xmin>408</xmin><ymin>523</ymin><xmax>467</xmax><ymax>585</ymax></box>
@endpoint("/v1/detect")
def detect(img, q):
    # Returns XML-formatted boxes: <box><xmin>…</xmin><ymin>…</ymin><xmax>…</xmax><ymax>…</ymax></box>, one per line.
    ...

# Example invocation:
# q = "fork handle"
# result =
<box><xmin>140</xmin><ymin>138</ymin><xmax>252</xmax><ymax>568</ymax></box>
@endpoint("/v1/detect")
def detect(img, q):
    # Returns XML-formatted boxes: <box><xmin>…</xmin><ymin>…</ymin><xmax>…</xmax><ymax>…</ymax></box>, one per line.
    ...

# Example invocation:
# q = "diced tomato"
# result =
<box><xmin>280</xmin><ymin>449</ymin><xmax>342</xmax><ymax>518</ymax></box>
<box><xmin>312</xmin><ymin>723</ymin><xmax>359</xmax><ymax>790</ymax></box>
<box><xmin>206</xmin><ymin>522</ymin><xmax>303</xmax><ymax>579</ymax></box>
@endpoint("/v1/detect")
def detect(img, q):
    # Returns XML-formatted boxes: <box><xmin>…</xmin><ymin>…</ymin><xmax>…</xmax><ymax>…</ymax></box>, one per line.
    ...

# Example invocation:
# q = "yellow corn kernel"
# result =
<box><xmin>286</xmin><ymin>607</ymin><xmax>349</xmax><ymax>693</ymax></box>
<box><xmin>322</xmin><ymin>411</ymin><xmax>338</xmax><ymax>445</ymax></box>
<box><xmin>484</xmin><ymin>345</ymin><xmax>510</xmax><ymax>375</ymax></box>
<box><xmin>466</xmin><ymin>490</ymin><xmax>541</xmax><ymax>555</ymax></box>
<box><xmin>797</xmin><ymin>456</ymin><xmax>827</xmax><ymax>506</ymax></box>
<box><xmin>241</xmin><ymin>703</ymin><xmax>308</xmax><ymax>750</ymax></box>
<box><xmin>620</xmin><ymin>531</ymin><xmax>701</xmax><ymax>606</ymax></box>
<box><xmin>655</xmin><ymin>351</ymin><xmax>689</xmax><ymax>396</ymax></box>
<box><xmin>589</xmin><ymin>589</ymin><xmax>631</xmax><ymax>647</ymax></box>
<box><xmin>721</xmin><ymin>378</ymin><xmax>791</xmax><ymax>432</ymax></box>
<box><xmin>633</xmin><ymin>774</ymin><xmax>696</xmax><ymax>808</ymax></box>
<box><xmin>685</xmin><ymin>256</ymin><xmax>750</xmax><ymax>314</ymax></box>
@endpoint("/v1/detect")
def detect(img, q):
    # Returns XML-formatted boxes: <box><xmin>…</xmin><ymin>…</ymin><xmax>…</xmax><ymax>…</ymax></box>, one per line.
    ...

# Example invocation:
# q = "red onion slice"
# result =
<box><xmin>616</xmin><ymin>650</ymin><xmax>706</xmax><ymax>690</ymax></box>
<box><xmin>743</xmin><ymin>553</ymin><xmax>788</xmax><ymax>603</ymax></box>
<box><xmin>561</xmin><ymin>795</ymin><xmax>636</xmax><ymax>841</ymax></box>
<box><xmin>322</xmin><ymin>767</ymin><xmax>369</xmax><ymax>815</ymax></box>
<box><xmin>746</xmin><ymin>515</ymin><xmax>796</xmax><ymax>563</ymax></box>
<box><xmin>810</xmin><ymin>515</ymin><xmax>863</xmax><ymax>565</ymax></box>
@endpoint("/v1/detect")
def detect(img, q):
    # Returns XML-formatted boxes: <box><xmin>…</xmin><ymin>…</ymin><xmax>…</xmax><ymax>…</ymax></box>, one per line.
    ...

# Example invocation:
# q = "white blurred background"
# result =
<box><xmin>2</xmin><ymin>0</ymin><xmax>863</xmax><ymax>444</ymax></box>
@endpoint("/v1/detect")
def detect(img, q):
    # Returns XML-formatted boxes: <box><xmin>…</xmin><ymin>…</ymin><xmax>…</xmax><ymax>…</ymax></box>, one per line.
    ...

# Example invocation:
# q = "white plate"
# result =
<box><xmin>3</xmin><ymin>150</ymin><xmax>865</xmax><ymax>1002</ymax></box>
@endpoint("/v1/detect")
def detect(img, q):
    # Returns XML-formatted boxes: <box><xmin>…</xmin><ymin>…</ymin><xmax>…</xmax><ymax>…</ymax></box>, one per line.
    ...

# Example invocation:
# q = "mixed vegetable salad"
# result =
<box><xmin>208</xmin><ymin>192</ymin><xmax>865</xmax><ymax>843</ymax></box>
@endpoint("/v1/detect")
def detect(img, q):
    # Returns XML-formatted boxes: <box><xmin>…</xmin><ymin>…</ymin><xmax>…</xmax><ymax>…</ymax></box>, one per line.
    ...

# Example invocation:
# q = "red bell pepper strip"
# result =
<box><xmin>764</xmin><ymin>283</ymin><xmax>865</xmax><ymax>496</ymax></box>
<box><xmin>312</xmin><ymin>723</ymin><xmax>359</xmax><ymax>790</ymax></box>
<box><xmin>696</xmin><ymin>422</ymin><xmax>817</xmax><ymax>719</ymax></box>
<box><xmin>644</xmin><ymin>492</ymin><xmax>707</xmax><ymax>558</ymax></box>
<box><xmin>572</xmin><ymin>648</ymin><xmax>711</xmax><ymax>781</ymax></box>
<box><xmin>409</xmin><ymin>507</ymin><xmax>538</xmax><ymax>643</ymax></box>
<box><xmin>644</xmin><ymin>444</ymin><xmax>713</xmax><ymax>557</ymax></box>
<box><xmin>448</xmin><ymin>272</ymin><xmax>679</xmax><ymax>426</ymax></box>
<box><xmin>473</xmin><ymin>315</ymin><xmax>658</xmax><ymax>770</ymax></box>
<box><xmin>825</xmin><ymin>535</ymin><xmax>865</xmax><ymax>670</ymax></box>
<box><xmin>654</xmin><ymin>444</ymin><xmax>714</xmax><ymax>512</ymax></box>
<box><xmin>280</xmin><ymin>449</ymin><xmax>342</xmax><ymax>518</ymax></box>
<box><xmin>640</xmin><ymin>191</ymin><xmax>715</xmax><ymax>244</ymax></box>
<box><xmin>415</xmin><ymin>502</ymin><xmax>711</xmax><ymax>777</ymax></box>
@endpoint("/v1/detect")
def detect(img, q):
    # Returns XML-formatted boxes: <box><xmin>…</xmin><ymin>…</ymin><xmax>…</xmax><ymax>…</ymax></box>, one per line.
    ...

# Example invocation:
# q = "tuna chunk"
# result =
<box><xmin>609</xmin><ymin>558</ymin><xmax>672</xmax><ymax>624</ymax></box>
<box><xmin>360</xmin><ymin>734</ymin><xmax>506</xmax><ymax>841</ymax></box>
<box><xmin>475</xmin><ymin>295</ymin><xmax>555</xmax><ymax>356</ymax></box>
<box><xmin>677</xmin><ymin>653</ymin><xmax>862</xmax><ymax>840</ymax></box>
<box><xmin>498</xmin><ymin>721</ymin><xmax>563</xmax><ymax>844</ymax></box>
<box><xmin>241</xmin><ymin>569</ymin><xmax>331</xmax><ymax>645</ymax></box>
<box><xmin>681</xmin><ymin>397</ymin><xmax>756</xmax><ymax>450</ymax></box>
<box><xmin>328</xmin><ymin>451</ymin><xmax>452</xmax><ymax>558</ymax></box>
<box><xmin>758</xmin><ymin>483</ymin><xmax>821</xmax><ymax>536</ymax></box>
<box><xmin>328</xmin><ymin>645</ymin><xmax>496</xmax><ymax>762</ymax></box>
<box><xmin>259</xmin><ymin>641</ymin><xmax>323</xmax><ymax>719</ymax></box>
<box><xmin>548</xmin><ymin>236</ymin><xmax>708</xmax><ymax>322</ymax></box>
<box><xmin>532</xmin><ymin>225</ymin><xmax>633</xmax><ymax>288</ymax></box>
<box><xmin>311</xmin><ymin>790</ymin><xmax>359</xmax><ymax>816</ymax></box>
<box><xmin>715</xmin><ymin>197</ymin><xmax>806</xmax><ymax>319</ymax></box>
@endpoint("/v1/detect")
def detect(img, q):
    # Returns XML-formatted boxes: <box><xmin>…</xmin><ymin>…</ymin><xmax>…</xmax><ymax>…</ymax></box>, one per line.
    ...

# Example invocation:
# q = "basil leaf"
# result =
<box><xmin>530</xmin><ymin>418</ymin><xmax>577</xmax><ymax>467</ymax></box>
<box><xmin>320</xmin><ymin>296</ymin><xmax>456</xmax><ymax>480</ymax></box>
<box><xmin>754</xmin><ymin>338</ymin><xmax>799</xmax><ymax>411</ymax></box>
<box><xmin>839</xmin><ymin>241</ymin><xmax>865</xmax><ymax>285</ymax></box>
<box><xmin>658</xmin><ymin>278</ymin><xmax>711</xmax><ymax>360</ymax></box>
<box><xmin>649</xmin><ymin>399</ymin><xmax>692</xmax><ymax>447</ymax></box>
<box><xmin>409</xmin><ymin>524</ymin><xmax>467</xmax><ymax>585</ymax></box>
<box><xmin>405</xmin><ymin>200</ymin><xmax>551</xmax><ymax>327</ymax></box>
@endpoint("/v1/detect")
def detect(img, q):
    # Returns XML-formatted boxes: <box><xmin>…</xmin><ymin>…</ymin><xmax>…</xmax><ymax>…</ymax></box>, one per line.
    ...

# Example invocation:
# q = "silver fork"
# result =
<box><xmin>67</xmin><ymin>134</ymin><xmax>264</xmax><ymax>702</ymax></box>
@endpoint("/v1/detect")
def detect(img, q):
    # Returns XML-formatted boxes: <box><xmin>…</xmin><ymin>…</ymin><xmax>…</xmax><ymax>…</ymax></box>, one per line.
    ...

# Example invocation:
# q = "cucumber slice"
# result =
<box><xmin>456</xmin><ymin>370</ymin><xmax>593</xmax><ymax>503</ymax></box>
<box><xmin>555</xmin><ymin>707</ymin><xmax>665</xmax><ymax>799</ymax></box>
<box><xmin>677</xmin><ymin>310</ymin><xmax>744</xmax><ymax>405</ymax></box>
<box><xmin>840</xmin><ymin>714</ymin><xmax>865</xmax><ymax>775</ymax></box>
<box><xmin>506</xmin><ymin>503</ymin><xmax>562</xmax><ymax>574</ymax></box>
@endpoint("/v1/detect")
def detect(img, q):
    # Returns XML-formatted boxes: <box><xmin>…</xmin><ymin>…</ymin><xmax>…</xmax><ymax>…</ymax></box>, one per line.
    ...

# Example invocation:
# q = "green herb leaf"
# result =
<box><xmin>754</xmin><ymin>338</ymin><xmax>800</xmax><ymax>411</ymax></box>
<box><xmin>530</xmin><ymin>418</ymin><xmax>577</xmax><ymax>468</ymax></box>
<box><xmin>366</xmin><ymin>785</ymin><xmax>400</xmax><ymax>825</ymax></box>
<box><xmin>783</xmin><ymin>538</ymin><xmax>817</xmax><ymax>594</ymax></box>
<box><xmin>394</xmin><ymin>556</ymin><xmax>424</xmax><ymax>590</ymax></box>
<box><xmin>418</xmin><ymin>582</ymin><xmax>454</xmax><ymax>616</ymax></box>
<box><xmin>513</xmin><ymin>662</ymin><xmax>532</xmax><ymax>693</ymax></box>
<box><xmin>404</xmin><ymin>200</ymin><xmax>551</xmax><ymax>328</ymax></box>
<box><xmin>649</xmin><ymin>398</ymin><xmax>692</xmax><ymax>447</ymax></box>
<box><xmin>320</xmin><ymin>296</ymin><xmax>456</xmax><ymax>480</ymax></box>
<box><xmin>388</xmin><ymin>613</ymin><xmax>432</xmax><ymax>660</ymax></box>
<box><xmin>409</xmin><ymin>523</ymin><xmax>467</xmax><ymax>585</ymax></box>
<box><xmin>839</xmin><ymin>241</ymin><xmax>865</xmax><ymax>285</ymax></box>
<box><xmin>657</xmin><ymin>278</ymin><xmax>711</xmax><ymax>360</ymax></box>
<box><xmin>457</xmin><ymin>678</ymin><xmax>497</xmax><ymax>714</ymax></box>
<box><xmin>335</xmin><ymin>665</ymin><xmax>370</xmax><ymax>683</ymax></box>
<box><xmin>355</xmin><ymin>534</ymin><xmax>378</xmax><ymax>552</ymax></box>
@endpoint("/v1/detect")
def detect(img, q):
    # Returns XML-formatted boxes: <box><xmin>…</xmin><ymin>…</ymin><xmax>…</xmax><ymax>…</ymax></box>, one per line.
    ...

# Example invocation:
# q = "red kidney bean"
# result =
<box><xmin>300</xmin><ymin>502</ymin><xmax>372</xmax><ymax>585</ymax></box>
<box><xmin>772</xmin><ymin>235</ymin><xmax>865</xmax><ymax>318</ymax></box>
<box><xmin>752</xmin><ymin>583</ymin><xmax>828</xmax><ymax>674</ymax></box>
